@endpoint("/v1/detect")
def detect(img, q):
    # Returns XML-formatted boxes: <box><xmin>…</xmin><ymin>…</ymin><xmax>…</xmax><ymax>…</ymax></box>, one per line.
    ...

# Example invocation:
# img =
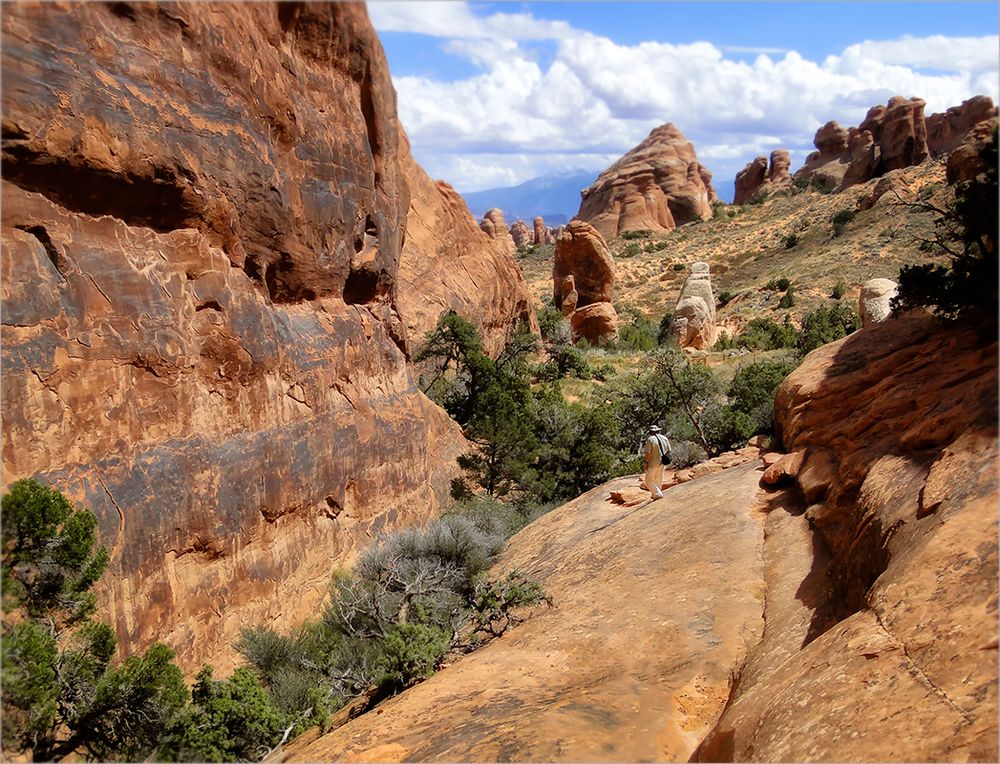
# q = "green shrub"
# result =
<box><xmin>672</xmin><ymin>262</ymin><xmax>685</xmax><ymax>271</ymax></box>
<box><xmin>716</xmin><ymin>290</ymin><xmax>735</xmax><ymax>307</ymax></box>
<box><xmin>469</xmin><ymin>570</ymin><xmax>550</xmax><ymax>638</ymax></box>
<box><xmin>777</xmin><ymin>285</ymin><xmax>796</xmax><ymax>309</ymax></box>
<box><xmin>765</xmin><ymin>277</ymin><xmax>791</xmax><ymax>292</ymax></box>
<box><xmin>830</xmin><ymin>208</ymin><xmax>855</xmax><ymax>237</ymax></box>
<box><xmin>782</xmin><ymin>233</ymin><xmax>799</xmax><ymax>249</ymax></box>
<box><xmin>617</xmin><ymin>314</ymin><xmax>658</xmax><ymax>352</ymax></box>
<box><xmin>622</xmin><ymin>242</ymin><xmax>642</xmax><ymax>257</ymax></box>
<box><xmin>620</xmin><ymin>229</ymin><xmax>651</xmax><ymax>240</ymax></box>
<box><xmin>797</xmin><ymin>302</ymin><xmax>861</xmax><ymax>355</ymax></box>
<box><xmin>668</xmin><ymin>441</ymin><xmax>706</xmax><ymax>468</ymax></box>
<box><xmin>653</xmin><ymin>240</ymin><xmax>669</xmax><ymax>251</ymax></box>
<box><xmin>375</xmin><ymin>624</ymin><xmax>451</xmax><ymax>693</ymax></box>
<box><xmin>830</xmin><ymin>280</ymin><xmax>846</xmax><ymax>299</ymax></box>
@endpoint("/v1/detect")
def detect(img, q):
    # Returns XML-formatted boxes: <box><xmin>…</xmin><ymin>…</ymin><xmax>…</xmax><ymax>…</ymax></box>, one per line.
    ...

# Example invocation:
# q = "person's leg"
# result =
<box><xmin>651</xmin><ymin>461</ymin><xmax>664</xmax><ymax>498</ymax></box>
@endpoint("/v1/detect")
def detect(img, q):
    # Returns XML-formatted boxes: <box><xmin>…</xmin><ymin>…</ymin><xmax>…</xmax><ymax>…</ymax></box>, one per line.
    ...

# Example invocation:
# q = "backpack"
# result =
<box><xmin>653</xmin><ymin>434</ymin><xmax>671</xmax><ymax>462</ymax></box>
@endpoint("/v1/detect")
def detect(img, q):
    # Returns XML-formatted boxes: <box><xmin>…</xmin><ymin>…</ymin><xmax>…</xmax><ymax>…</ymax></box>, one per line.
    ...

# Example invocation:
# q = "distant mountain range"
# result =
<box><xmin>461</xmin><ymin>170</ymin><xmax>597</xmax><ymax>225</ymax></box>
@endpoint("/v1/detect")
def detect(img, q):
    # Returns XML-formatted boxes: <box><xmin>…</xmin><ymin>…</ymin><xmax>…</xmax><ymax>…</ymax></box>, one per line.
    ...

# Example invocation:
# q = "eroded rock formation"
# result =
<box><xmin>532</xmin><ymin>216</ymin><xmax>550</xmax><ymax>245</ymax></box>
<box><xmin>0</xmin><ymin>1</ymin><xmax>530</xmax><ymax>673</ymax></box>
<box><xmin>509</xmin><ymin>219</ymin><xmax>532</xmax><ymax>248</ymax></box>
<box><xmin>395</xmin><ymin>135</ymin><xmax>538</xmax><ymax>356</ymax></box>
<box><xmin>946</xmin><ymin>114</ymin><xmax>999</xmax><ymax>184</ymax></box>
<box><xmin>552</xmin><ymin>221</ymin><xmax>618</xmax><ymax>343</ymax></box>
<box><xmin>697</xmin><ymin>313</ymin><xmax>998</xmax><ymax>762</ymax></box>
<box><xmin>733</xmin><ymin>149</ymin><xmax>792</xmax><ymax>204</ymax></box>
<box><xmin>479</xmin><ymin>208</ymin><xmax>516</xmax><ymax>255</ymax></box>
<box><xmin>672</xmin><ymin>262</ymin><xmax>717</xmax><ymax>349</ymax></box>
<box><xmin>927</xmin><ymin>95</ymin><xmax>998</xmax><ymax>156</ymax></box>
<box><xmin>577</xmin><ymin>124</ymin><xmax>717</xmax><ymax>239</ymax></box>
<box><xmin>858</xmin><ymin>277</ymin><xmax>898</xmax><ymax>326</ymax></box>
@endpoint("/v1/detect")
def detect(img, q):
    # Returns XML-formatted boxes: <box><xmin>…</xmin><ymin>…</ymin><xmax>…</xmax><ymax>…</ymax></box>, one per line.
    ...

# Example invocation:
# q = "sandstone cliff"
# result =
<box><xmin>0</xmin><ymin>2</ymin><xmax>531</xmax><ymax>673</ymax></box>
<box><xmin>577</xmin><ymin>124</ymin><xmax>717</xmax><ymax>239</ymax></box>
<box><xmin>276</xmin><ymin>315</ymin><xmax>997</xmax><ymax>762</ymax></box>
<box><xmin>395</xmin><ymin>134</ymin><xmax>537</xmax><ymax>356</ymax></box>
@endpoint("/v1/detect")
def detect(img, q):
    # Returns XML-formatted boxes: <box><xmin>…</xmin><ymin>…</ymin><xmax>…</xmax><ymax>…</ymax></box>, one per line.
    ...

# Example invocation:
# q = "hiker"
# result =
<box><xmin>641</xmin><ymin>425</ymin><xmax>672</xmax><ymax>499</ymax></box>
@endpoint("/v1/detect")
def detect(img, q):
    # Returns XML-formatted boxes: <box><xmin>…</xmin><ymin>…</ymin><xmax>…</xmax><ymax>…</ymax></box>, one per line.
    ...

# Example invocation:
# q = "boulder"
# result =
<box><xmin>577</xmin><ymin>123</ymin><xmax>717</xmax><ymax>238</ymax></box>
<box><xmin>672</xmin><ymin>262</ymin><xmax>717</xmax><ymax>349</ymax></box>
<box><xmin>479</xmin><ymin>208</ymin><xmax>516</xmax><ymax>255</ymax></box>
<box><xmin>927</xmin><ymin>95</ymin><xmax>998</xmax><ymax>156</ymax></box>
<box><xmin>859</xmin><ymin>278</ymin><xmax>898</xmax><ymax>326</ymax></box>
<box><xmin>509</xmin><ymin>219</ymin><xmax>532</xmax><ymax>248</ymax></box>
<box><xmin>570</xmin><ymin>302</ymin><xmax>619</xmax><ymax>344</ymax></box>
<box><xmin>559</xmin><ymin>275</ymin><xmax>578</xmax><ymax>317</ymax></box>
<box><xmin>856</xmin><ymin>169</ymin><xmax>913</xmax><ymax>211</ymax></box>
<box><xmin>552</xmin><ymin>220</ymin><xmax>615</xmax><ymax>309</ymax></box>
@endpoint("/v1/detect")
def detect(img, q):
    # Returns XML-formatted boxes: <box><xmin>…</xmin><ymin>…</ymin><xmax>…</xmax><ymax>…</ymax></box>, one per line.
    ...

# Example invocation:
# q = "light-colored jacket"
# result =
<box><xmin>641</xmin><ymin>434</ymin><xmax>672</xmax><ymax>465</ymax></box>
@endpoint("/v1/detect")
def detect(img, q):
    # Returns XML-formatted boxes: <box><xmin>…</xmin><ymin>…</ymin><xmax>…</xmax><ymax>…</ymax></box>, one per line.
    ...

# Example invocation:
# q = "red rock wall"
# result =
<box><xmin>1</xmin><ymin>2</ymin><xmax>476</xmax><ymax>673</ymax></box>
<box><xmin>396</xmin><ymin>133</ymin><xmax>538</xmax><ymax>357</ymax></box>
<box><xmin>696</xmin><ymin>314</ymin><xmax>998</xmax><ymax>761</ymax></box>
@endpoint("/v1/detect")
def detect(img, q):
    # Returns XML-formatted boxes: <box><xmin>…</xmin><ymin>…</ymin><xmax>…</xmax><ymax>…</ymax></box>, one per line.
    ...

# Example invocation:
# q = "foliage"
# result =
<box><xmin>620</xmin><ymin>229</ymin><xmax>651</xmax><ymax>240</ymax></box>
<box><xmin>830</xmin><ymin>207</ymin><xmax>855</xmax><ymax>237</ymax></box>
<box><xmin>159</xmin><ymin>667</ymin><xmax>286</xmax><ymax>763</ymax></box>
<box><xmin>716</xmin><ymin>290</ymin><xmax>735</xmax><ymax>307</ymax></box>
<box><xmin>535</xmin><ymin>302</ymin><xmax>563</xmax><ymax>340</ymax></box>
<box><xmin>892</xmin><ymin>128</ymin><xmax>998</xmax><ymax>325</ymax></box>
<box><xmin>765</xmin><ymin>277</ymin><xmax>791</xmax><ymax>292</ymax></box>
<box><xmin>375</xmin><ymin>624</ymin><xmax>451</xmax><ymax>693</ymax></box>
<box><xmin>657</xmin><ymin>312</ymin><xmax>675</xmax><ymax>345</ymax></box>
<box><xmin>797</xmin><ymin>302</ymin><xmax>861</xmax><ymax>355</ymax></box>
<box><xmin>672</xmin><ymin>262</ymin><xmax>686</xmax><ymax>271</ymax></box>
<box><xmin>537</xmin><ymin>318</ymin><xmax>591</xmax><ymax>381</ymax></box>
<box><xmin>782</xmin><ymin>233</ymin><xmax>799</xmax><ymax>249</ymax></box>
<box><xmin>468</xmin><ymin>570</ymin><xmax>550</xmax><ymax>638</ymax></box>
<box><xmin>667</xmin><ymin>440</ymin><xmax>707</xmax><ymax>468</ymax></box>
<box><xmin>615</xmin><ymin>312</ymin><xmax>659</xmax><ymax>352</ymax></box>
<box><xmin>830</xmin><ymin>280</ymin><xmax>846</xmax><ymax>299</ymax></box>
<box><xmin>622</xmin><ymin>241</ymin><xmax>643</xmax><ymax>257</ymax></box>
<box><xmin>714</xmin><ymin>316</ymin><xmax>797</xmax><ymax>352</ymax></box>
<box><xmin>777</xmin><ymin>285</ymin><xmax>796</xmax><ymax>309</ymax></box>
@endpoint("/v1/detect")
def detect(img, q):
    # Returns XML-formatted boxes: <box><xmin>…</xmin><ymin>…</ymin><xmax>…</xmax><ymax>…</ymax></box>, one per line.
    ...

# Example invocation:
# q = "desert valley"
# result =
<box><xmin>1</xmin><ymin>2</ymin><xmax>997</xmax><ymax>762</ymax></box>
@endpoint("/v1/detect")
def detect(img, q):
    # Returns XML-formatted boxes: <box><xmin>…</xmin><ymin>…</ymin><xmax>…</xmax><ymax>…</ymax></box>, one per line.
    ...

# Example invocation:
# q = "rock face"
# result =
<box><xmin>946</xmin><ymin>115</ymin><xmax>999</xmax><ymax>184</ymax></box>
<box><xmin>577</xmin><ymin>124</ymin><xmax>717</xmax><ymax>239</ymax></box>
<box><xmin>282</xmin><ymin>463</ymin><xmax>772</xmax><ymax>763</ymax></box>
<box><xmin>551</xmin><ymin>221</ymin><xmax>617</xmax><ymax>343</ymax></box>
<box><xmin>509</xmin><ymin>219</ymin><xmax>532</xmax><ymax>248</ymax></box>
<box><xmin>479</xmin><ymin>208</ymin><xmax>516</xmax><ymax>255</ymax></box>
<box><xmin>672</xmin><ymin>262</ymin><xmax>717</xmax><ymax>349</ymax></box>
<box><xmin>0</xmin><ymin>1</ymin><xmax>526</xmax><ymax>673</ymax></box>
<box><xmin>733</xmin><ymin>150</ymin><xmax>792</xmax><ymax>204</ymax></box>
<box><xmin>395</xmin><ymin>135</ymin><xmax>538</xmax><ymax>356</ymax></box>
<box><xmin>697</xmin><ymin>314</ymin><xmax>997</xmax><ymax>762</ymax></box>
<box><xmin>858</xmin><ymin>277</ymin><xmax>898</xmax><ymax>326</ymax></box>
<box><xmin>855</xmin><ymin>168</ymin><xmax>913</xmax><ymax>211</ymax></box>
<box><xmin>927</xmin><ymin>95</ymin><xmax>998</xmax><ymax>156</ymax></box>
<box><xmin>796</xmin><ymin>96</ymin><xmax>929</xmax><ymax>192</ymax></box>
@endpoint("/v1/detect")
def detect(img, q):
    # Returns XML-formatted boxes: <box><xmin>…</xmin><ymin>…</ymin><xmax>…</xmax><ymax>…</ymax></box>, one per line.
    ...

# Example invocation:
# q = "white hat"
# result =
<box><xmin>649</xmin><ymin>425</ymin><xmax>662</xmax><ymax>432</ymax></box>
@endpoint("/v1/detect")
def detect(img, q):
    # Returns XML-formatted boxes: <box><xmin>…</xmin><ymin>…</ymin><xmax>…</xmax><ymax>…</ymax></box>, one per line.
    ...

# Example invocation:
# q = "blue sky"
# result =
<box><xmin>370</xmin><ymin>1</ymin><xmax>999</xmax><ymax>200</ymax></box>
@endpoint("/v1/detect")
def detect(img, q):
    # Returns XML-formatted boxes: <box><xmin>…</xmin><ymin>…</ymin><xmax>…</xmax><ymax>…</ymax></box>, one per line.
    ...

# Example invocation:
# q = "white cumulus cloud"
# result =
<box><xmin>370</xmin><ymin>2</ymin><xmax>1000</xmax><ymax>199</ymax></box>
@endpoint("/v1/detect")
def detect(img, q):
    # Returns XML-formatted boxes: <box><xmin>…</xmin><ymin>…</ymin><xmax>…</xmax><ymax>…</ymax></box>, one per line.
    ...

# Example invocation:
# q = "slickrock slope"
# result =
<box><xmin>697</xmin><ymin>313</ymin><xmax>998</xmax><ymax>761</ymax></box>
<box><xmin>284</xmin><ymin>461</ymin><xmax>771</xmax><ymax>762</ymax></box>
<box><xmin>577</xmin><ymin>124</ymin><xmax>717</xmax><ymax>239</ymax></box>
<box><xmin>395</xmin><ymin>135</ymin><xmax>537</xmax><ymax>355</ymax></box>
<box><xmin>0</xmin><ymin>1</ymin><xmax>527</xmax><ymax>673</ymax></box>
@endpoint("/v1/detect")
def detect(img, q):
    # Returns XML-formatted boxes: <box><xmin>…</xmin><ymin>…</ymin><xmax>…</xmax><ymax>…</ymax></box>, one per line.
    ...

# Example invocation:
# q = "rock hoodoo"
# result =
<box><xmin>671</xmin><ymin>262</ymin><xmax>717</xmax><ymax>349</ymax></box>
<box><xmin>733</xmin><ymin>149</ymin><xmax>792</xmax><ymax>204</ymax></box>
<box><xmin>509</xmin><ymin>219</ymin><xmax>532</xmax><ymax>248</ymax></box>
<box><xmin>946</xmin><ymin>114</ymin><xmax>999</xmax><ymax>184</ymax></box>
<box><xmin>552</xmin><ymin>220</ymin><xmax>618</xmax><ymax>343</ymax></box>
<box><xmin>533</xmin><ymin>216</ymin><xmax>550</xmax><ymax>245</ymax></box>
<box><xmin>577</xmin><ymin>124</ymin><xmax>717</xmax><ymax>239</ymax></box>
<box><xmin>858</xmin><ymin>277</ymin><xmax>898</xmax><ymax>326</ymax></box>
<box><xmin>479</xmin><ymin>208</ymin><xmax>516</xmax><ymax>255</ymax></box>
<box><xmin>0</xmin><ymin>1</ymin><xmax>529</xmax><ymax>673</ymax></box>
